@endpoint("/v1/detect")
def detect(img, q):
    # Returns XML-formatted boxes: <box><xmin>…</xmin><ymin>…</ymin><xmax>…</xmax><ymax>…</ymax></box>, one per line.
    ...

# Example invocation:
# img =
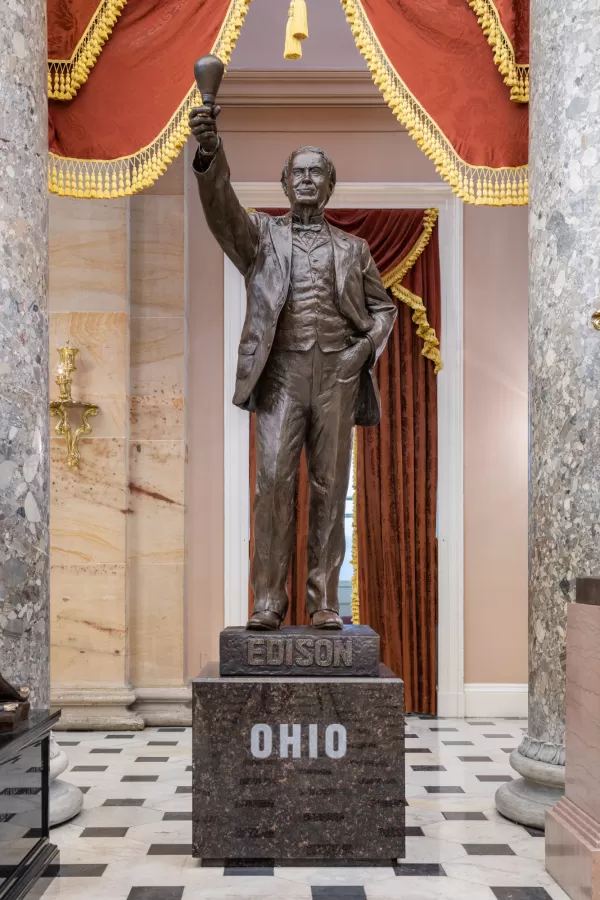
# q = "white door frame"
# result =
<box><xmin>223</xmin><ymin>182</ymin><xmax>464</xmax><ymax>717</ymax></box>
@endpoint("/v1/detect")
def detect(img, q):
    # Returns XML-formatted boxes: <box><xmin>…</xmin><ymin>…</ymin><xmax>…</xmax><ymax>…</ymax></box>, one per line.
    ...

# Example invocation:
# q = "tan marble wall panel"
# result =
<box><xmin>131</xmin><ymin>195</ymin><xmax>185</xmax><ymax>317</ymax></box>
<box><xmin>51</xmin><ymin>563</ymin><xmax>127</xmax><ymax>686</ymax></box>
<box><xmin>130</xmin><ymin>316</ymin><xmax>185</xmax><ymax>398</ymax></box>
<box><xmin>49</xmin><ymin>311</ymin><xmax>128</xmax><ymax>438</ymax></box>
<box><xmin>128</xmin><ymin>440</ymin><xmax>185</xmax><ymax>564</ymax></box>
<box><xmin>129</xmin><ymin>563</ymin><xmax>185</xmax><ymax>686</ymax></box>
<box><xmin>51</xmin><ymin>437</ymin><xmax>127</xmax><ymax>565</ymax></box>
<box><xmin>130</xmin><ymin>396</ymin><xmax>185</xmax><ymax>441</ymax></box>
<box><xmin>49</xmin><ymin>197</ymin><xmax>127</xmax><ymax>312</ymax></box>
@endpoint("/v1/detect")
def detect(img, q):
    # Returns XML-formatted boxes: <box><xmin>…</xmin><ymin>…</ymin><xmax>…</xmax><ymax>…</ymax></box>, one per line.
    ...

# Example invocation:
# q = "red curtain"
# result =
<box><xmin>357</xmin><ymin>227</ymin><xmax>439</xmax><ymax>715</ymax></box>
<box><xmin>248</xmin><ymin>209</ymin><xmax>440</xmax><ymax>712</ymax></box>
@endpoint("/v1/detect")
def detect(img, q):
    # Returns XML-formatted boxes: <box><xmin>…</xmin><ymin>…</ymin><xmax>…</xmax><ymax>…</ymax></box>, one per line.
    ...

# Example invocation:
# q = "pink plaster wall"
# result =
<box><xmin>230</xmin><ymin>0</ymin><xmax>365</xmax><ymax>70</ymax></box>
<box><xmin>463</xmin><ymin>205</ymin><xmax>529</xmax><ymax>684</ymax></box>
<box><xmin>185</xmin><ymin>106</ymin><xmax>529</xmax><ymax>686</ymax></box>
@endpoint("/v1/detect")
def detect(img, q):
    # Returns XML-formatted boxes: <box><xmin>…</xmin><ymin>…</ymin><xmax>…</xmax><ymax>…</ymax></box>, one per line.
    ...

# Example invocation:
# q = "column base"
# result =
<box><xmin>50</xmin><ymin>778</ymin><xmax>83</xmax><ymax>827</ymax></box>
<box><xmin>49</xmin><ymin>734</ymin><xmax>83</xmax><ymax>826</ymax></box>
<box><xmin>546</xmin><ymin>797</ymin><xmax>600</xmax><ymax>900</ymax></box>
<box><xmin>495</xmin><ymin>746</ymin><xmax>565</xmax><ymax>830</ymax></box>
<box><xmin>132</xmin><ymin>686</ymin><xmax>192</xmax><ymax>726</ymax></box>
<box><xmin>51</xmin><ymin>688</ymin><xmax>145</xmax><ymax>731</ymax></box>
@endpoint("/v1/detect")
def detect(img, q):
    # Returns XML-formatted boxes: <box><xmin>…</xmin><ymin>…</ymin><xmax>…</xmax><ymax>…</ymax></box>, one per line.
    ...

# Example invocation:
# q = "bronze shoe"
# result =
<box><xmin>311</xmin><ymin>609</ymin><xmax>344</xmax><ymax>630</ymax></box>
<box><xmin>246</xmin><ymin>610</ymin><xmax>281</xmax><ymax>631</ymax></box>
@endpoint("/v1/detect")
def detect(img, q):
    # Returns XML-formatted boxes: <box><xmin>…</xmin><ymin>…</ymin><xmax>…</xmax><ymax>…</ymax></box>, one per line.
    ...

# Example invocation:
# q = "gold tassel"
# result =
<box><xmin>284</xmin><ymin>4</ymin><xmax>303</xmax><ymax>59</ymax></box>
<box><xmin>291</xmin><ymin>0</ymin><xmax>308</xmax><ymax>40</ymax></box>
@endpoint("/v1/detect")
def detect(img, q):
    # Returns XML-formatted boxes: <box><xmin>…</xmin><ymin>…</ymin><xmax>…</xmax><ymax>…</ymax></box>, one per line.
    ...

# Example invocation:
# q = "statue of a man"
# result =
<box><xmin>190</xmin><ymin>102</ymin><xmax>396</xmax><ymax>632</ymax></box>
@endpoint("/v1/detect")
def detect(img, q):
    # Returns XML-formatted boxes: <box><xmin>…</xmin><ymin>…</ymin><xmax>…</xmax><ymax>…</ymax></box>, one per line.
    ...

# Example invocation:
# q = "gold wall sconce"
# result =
<box><xmin>49</xmin><ymin>343</ymin><xmax>99</xmax><ymax>469</ymax></box>
<box><xmin>592</xmin><ymin>310</ymin><xmax>600</xmax><ymax>331</ymax></box>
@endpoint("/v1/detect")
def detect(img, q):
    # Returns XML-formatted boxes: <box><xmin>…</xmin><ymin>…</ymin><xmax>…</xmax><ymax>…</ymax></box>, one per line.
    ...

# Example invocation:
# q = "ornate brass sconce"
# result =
<box><xmin>49</xmin><ymin>343</ymin><xmax>99</xmax><ymax>469</ymax></box>
<box><xmin>592</xmin><ymin>310</ymin><xmax>600</xmax><ymax>331</ymax></box>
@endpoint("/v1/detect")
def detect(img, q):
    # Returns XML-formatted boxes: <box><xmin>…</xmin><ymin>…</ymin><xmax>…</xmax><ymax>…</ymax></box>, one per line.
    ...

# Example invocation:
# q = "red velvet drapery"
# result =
<box><xmin>48</xmin><ymin>0</ymin><xmax>128</xmax><ymax>101</ymax></box>
<box><xmin>467</xmin><ymin>0</ymin><xmax>530</xmax><ymax>102</ymax></box>
<box><xmin>47</xmin><ymin>0</ymin><xmax>528</xmax><ymax>204</ymax></box>
<box><xmin>248</xmin><ymin>208</ymin><xmax>440</xmax><ymax>712</ymax></box>
<box><xmin>342</xmin><ymin>0</ymin><xmax>528</xmax><ymax>204</ymax></box>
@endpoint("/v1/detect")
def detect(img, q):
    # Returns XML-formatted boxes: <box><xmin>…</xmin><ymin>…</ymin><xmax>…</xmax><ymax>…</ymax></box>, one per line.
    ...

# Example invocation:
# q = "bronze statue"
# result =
<box><xmin>190</xmin><ymin>61</ymin><xmax>396</xmax><ymax>631</ymax></box>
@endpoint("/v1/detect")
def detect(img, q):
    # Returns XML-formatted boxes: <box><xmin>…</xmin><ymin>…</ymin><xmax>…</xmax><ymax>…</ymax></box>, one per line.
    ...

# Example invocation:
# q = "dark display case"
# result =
<box><xmin>0</xmin><ymin>712</ymin><xmax>59</xmax><ymax>900</ymax></box>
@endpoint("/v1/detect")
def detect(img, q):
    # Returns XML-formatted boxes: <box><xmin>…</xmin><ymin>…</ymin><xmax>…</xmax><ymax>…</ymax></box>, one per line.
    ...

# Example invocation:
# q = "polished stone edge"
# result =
<box><xmin>196</xmin><ymin>660</ymin><xmax>399</xmax><ymax>683</ymax></box>
<box><xmin>51</xmin><ymin>688</ymin><xmax>144</xmax><ymax>731</ymax></box>
<box><xmin>132</xmin><ymin>686</ymin><xmax>192</xmax><ymax>726</ymax></box>
<box><xmin>495</xmin><ymin>746</ymin><xmax>565</xmax><ymax>830</ymax></box>
<box><xmin>546</xmin><ymin>797</ymin><xmax>600</xmax><ymax>900</ymax></box>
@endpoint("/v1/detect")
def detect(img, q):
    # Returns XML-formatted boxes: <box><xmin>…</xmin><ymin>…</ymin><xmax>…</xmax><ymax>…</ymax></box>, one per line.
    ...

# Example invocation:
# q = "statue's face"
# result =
<box><xmin>286</xmin><ymin>150</ymin><xmax>332</xmax><ymax>210</ymax></box>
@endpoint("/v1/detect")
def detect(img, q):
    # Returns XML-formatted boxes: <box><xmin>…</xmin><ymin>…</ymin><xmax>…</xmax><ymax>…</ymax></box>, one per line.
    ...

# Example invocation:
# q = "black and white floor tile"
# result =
<box><xmin>38</xmin><ymin>718</ymin><xmax>567</xmax><ymax>899</ymax></box>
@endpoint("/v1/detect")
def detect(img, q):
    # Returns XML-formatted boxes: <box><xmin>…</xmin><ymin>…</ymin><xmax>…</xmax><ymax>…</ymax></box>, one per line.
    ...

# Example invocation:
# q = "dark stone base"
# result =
<box><xmin>219</xmin><ymin>625</ymin><xmax>380</xmax><ymax>677</ymax></box>
<box><xmin>192</xmin><ymin>663</ymin><xmax>405</xmax><ymax>860</ymax></box>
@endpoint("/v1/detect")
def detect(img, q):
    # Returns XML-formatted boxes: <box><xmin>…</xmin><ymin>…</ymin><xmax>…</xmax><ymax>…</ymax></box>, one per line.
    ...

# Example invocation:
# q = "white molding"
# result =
<box><xmin>220</xmin><ymin>69</ymin><xmax>383</xmax><ymax>107</ymax></box>
<box><xmin>436</xmin><ymin>193</ymin><xmax>465</xmax><ymax>718</ymax></box>
<box><xmin>223</xmin><ymin>257</ymin><xmax>251</xmax><ymax>626</ymax></box>
<box><xmin>224</xmin><ymin>182</ymin><xmax>465</xmax><ymax>714</ymax></box>
<box><xmin>464</xmin><ymin>684</ymin><xmax>528</xmax><ymax>719</ymax></box>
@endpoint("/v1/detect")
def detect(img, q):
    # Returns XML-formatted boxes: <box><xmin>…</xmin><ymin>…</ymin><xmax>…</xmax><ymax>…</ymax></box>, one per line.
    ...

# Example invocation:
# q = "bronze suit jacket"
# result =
<box><xmin>194</xmin><ymin>146</ymin><xmax>397</xmax><ymax>426</ymax></box>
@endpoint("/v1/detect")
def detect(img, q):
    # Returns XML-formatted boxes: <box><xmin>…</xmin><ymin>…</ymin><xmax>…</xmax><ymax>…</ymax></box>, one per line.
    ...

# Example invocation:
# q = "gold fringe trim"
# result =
<box><xmin>382</xmin><ymin>209</ymin><xmax>442</xmax><ymax>373</ymax></box>
<box><xmin>467</xmin><ymin>0</ymin><xmax>529</xmax><ymax>103</ymax></box>
<box><xmin>382</xmin><ymin>208</ymin><xmax>438</xmax><ymax>291</ymax></box>
<box><xmin>391</xmin><ymin>283</ymin><xmax>443</xmax><ymax>374</ymax></box>
<box><xmin>48</xmin><ymin>0</ymin><xmax>253</xmax><ymax>198</ymax></box>
<box><xmin>340</xmin><ymin>0</ymin><xmax>528</xmax><ymax>206</ymax></box>
<box><xmin>48</xmin><ymin>0</ymin><xmax>127</xmax><ymax>100</ymax></box>
<box><xmin>351</xmin><ymin>429</ymin><xmax>360</xmax><ymax>625</ymax></box>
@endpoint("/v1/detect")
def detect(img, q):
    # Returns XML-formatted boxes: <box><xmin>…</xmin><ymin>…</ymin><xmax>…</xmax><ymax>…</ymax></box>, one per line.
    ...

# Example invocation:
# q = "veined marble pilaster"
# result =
<box><xmin>0</xmin><ymin>0</ymin><xmax>49</xmax><ymax>706</ymax></box>
<box><xmin>497</xmin><ymin>0</ymin><xmax>600</xmax><ymax>828</ymax></box>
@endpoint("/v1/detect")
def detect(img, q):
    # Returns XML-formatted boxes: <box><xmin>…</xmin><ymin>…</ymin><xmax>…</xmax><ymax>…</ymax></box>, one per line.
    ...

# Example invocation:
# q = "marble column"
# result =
<box><xmin>0</xmin><ymin>0</ymin><xmax>50</xmax><ymax>706</ymax></box>
<box><xmin>496</xmin><ymin>0</ymin><xmax>600</xmax><ymax>829</ymax></box>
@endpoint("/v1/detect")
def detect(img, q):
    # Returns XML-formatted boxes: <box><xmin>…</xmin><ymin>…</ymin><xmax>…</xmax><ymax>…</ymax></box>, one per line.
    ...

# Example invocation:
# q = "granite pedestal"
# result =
<box><xmin>192</xmin><ymin>661</ymin><xmax>404</xmax><ymax>861</ymax></box>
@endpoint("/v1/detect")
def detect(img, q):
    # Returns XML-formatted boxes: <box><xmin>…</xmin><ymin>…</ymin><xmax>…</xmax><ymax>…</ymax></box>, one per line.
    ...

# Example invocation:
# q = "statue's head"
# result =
<box><xmin>281</xmin><ymin>147</ymin><xmax>336</xmax><ymax>212</ymax></box>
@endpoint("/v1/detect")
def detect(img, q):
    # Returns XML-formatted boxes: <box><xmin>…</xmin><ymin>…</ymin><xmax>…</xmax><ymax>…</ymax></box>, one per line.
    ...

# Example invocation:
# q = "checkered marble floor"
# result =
<box><xmin>37</xmin><ymin>718</ymin><xmax>568</xmax><ymax>900</ymax></box>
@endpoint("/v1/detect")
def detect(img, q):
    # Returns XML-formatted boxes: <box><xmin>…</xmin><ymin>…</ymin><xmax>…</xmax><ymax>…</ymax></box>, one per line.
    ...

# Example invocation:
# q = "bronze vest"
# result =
<box><xmin>274</xmin><ymin>226</ymin><xmax>357</xmax><ymax>352</ymax></box>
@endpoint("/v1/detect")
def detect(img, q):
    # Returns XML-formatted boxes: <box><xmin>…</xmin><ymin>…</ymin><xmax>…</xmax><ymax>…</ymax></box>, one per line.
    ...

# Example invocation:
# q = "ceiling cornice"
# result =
<box><xmin>220</xmin><ymin>69</ymin><xmax>383</xmax><ymax>107</ymax></box>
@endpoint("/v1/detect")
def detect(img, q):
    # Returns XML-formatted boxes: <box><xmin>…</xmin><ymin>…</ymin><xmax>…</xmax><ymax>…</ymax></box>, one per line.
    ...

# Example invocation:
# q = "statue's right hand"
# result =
<box><xmin>189</xmin><ymin>105</ymin><xmax>221</xmax><ymax>155</ymax></box>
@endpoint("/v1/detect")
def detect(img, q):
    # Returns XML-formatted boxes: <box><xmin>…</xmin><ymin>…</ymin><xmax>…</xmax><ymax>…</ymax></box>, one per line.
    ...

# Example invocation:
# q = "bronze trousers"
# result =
<box><xmin>251</xmin><ymin>345</ymin><xmax>361</xmax><ymax>621</ymax></box>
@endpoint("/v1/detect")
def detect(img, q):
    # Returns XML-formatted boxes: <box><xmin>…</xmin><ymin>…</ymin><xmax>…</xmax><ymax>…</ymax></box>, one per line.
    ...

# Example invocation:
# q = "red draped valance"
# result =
<box><xmin>47</xmin><ymin>0</ymin><xmax>529</xmax><ymax>206</ymax></box>
<box><xmin>48</xmin><ymin>0</ymin><xmax>127</xmax><ymax>100</ymax></box>
<box><xmin>341</xmin><ymin>0</ymin><xmax>528</xmax><ymax>205</ymax></box>
<box><xmin>467</xmin><ymin>0</ymin><xmax>529</xmax><ymax>102</ymax></box>
<box><xmin>48</xmin><ymin>0</ymin><xmax>252</xmax><ymax>198</ymax></box>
